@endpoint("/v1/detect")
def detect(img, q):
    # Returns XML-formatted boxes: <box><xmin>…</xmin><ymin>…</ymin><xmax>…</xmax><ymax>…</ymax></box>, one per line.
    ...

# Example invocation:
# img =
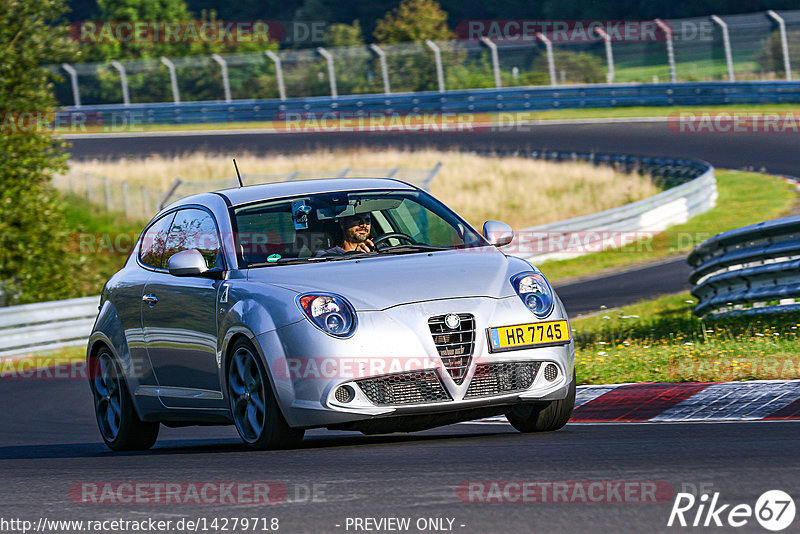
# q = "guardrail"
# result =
<box><xmin>56</xmin><ymin>80</ymin><xmax>800</xmax><ymax>127</ymax></box>
<box><xmin>492</xmin><ymin>151</ymin><xmax>716</xmax><ymax>263</ymax></box>
<box><xmin>0</xmin><ymin>296</ymin><xmax>99</xmax><ymax>357</ymax></box>
<box><xmin>688</xmin><ymin>215</ymin><xmax>800</xmax><ymax>318</ymax></box>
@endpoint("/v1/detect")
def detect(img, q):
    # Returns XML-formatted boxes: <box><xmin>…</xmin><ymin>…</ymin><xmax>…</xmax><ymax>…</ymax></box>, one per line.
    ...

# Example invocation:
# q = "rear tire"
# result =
<box><xmin>506</xmin><ymin>370</ymin><xmax>576</xmax><ymax>433</ymax></box>
<box><xmin>89</xmin><ymin>349</ymin><xmax>159</xmax><ymax>451</ymax></box>
<box><xmin>227</xmin><ymin>338</ymin><xmax>304</xmax><ymax>450</ymax></box>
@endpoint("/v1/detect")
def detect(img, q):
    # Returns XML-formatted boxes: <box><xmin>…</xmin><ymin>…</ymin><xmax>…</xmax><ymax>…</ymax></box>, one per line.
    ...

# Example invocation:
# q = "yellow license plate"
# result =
<box><xmin>487</xmin><ymin>320</ymin><xmax>570</xmax><ymax>352</ymax></box>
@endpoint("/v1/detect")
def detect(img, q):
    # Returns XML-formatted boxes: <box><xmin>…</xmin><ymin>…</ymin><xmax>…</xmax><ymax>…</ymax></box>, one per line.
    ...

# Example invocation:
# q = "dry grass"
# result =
<box><xmin>70</xmin><ymin>149</ymin><xmax>659</xmax><ymax>228</ymax></box>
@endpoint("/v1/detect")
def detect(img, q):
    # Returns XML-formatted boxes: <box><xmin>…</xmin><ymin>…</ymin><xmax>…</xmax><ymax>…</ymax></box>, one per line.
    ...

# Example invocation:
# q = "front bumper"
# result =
<box><xmin>254</xmin><ymin>296</ymin><xmax>574</xmax><ymax>429</ymax></box>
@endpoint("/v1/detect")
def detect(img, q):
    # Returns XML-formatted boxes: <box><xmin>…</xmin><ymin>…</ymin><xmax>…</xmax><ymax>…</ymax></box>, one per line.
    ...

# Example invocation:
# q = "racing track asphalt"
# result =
<box><xmin>1</xmin><ymin>369</ymin><xmax>799</xmax><ymax>534</ymax></box>
<box><xmin>3</xmin><ymin>121</ymin><xmax>788</xmax><ymax>532</ymax></box>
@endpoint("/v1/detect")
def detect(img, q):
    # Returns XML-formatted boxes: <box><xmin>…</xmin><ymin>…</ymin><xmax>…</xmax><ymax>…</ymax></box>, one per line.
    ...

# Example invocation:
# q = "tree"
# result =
<box><xmin>0</xmin><ymin>0</ymin><xmax>81</xmax><ymax>304</ymax></box>
<box><xmin>373</xmin><ymin>0</ymin><xmax>454</xmax><ymax>43</ymax></box>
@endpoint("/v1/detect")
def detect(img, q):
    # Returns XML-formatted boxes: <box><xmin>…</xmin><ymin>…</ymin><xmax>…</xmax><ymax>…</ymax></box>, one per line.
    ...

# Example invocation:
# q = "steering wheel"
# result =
<box><xmin>372</xmin><ymin>232</ymin><xmax>418</xmax><ymax>250</ymax></box>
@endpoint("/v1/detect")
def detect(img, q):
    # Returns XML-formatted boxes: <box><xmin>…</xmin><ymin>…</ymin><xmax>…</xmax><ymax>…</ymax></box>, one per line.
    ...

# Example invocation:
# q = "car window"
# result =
<box><xmin>139</xmin><ymin>212</ymin><xmax>176</xmax><ymax>269</ymax></box>
<box><xmin>233</xmin><ymin>190</ymin><xmax>484</xmax><ymax>267</ymax></box>
<box><xmin>163</xmin><ymin>208</ymin><xmax>222</xmax><ymax>270</ymax></box>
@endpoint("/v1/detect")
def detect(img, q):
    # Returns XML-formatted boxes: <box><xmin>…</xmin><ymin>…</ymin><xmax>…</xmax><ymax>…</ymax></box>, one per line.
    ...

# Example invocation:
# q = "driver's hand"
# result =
<box><xmin>355</xmin><ymin>239</ymin><xmax>375</xmax><ymax>253</ymax></box>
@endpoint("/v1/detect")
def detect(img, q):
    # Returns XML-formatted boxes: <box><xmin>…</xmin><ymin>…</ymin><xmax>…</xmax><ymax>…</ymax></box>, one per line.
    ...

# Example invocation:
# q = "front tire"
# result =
<box><xmin>89</xmin><ymin>349</ymin><xmax>159</xmax><ymax>451</ymax></box>
<box><xmin>227</xmin><ymin>339</ymin><xmax>304</xmax><ymax>450</ymax></box>
<box><xmin>506</xmin><ymin>370</ymin><xmax>576</xmax><ymax>433</ymax></box>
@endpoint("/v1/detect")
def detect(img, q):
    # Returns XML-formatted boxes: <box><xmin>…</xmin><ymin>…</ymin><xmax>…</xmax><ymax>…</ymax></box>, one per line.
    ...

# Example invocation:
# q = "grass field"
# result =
<box><xmin>70</xmin><ymin>150</ymin><xmax>659</xmax><ymax>231</ymax></box>
<box><xmin>573</xmin><ymin>292</ymin><xmax>800</xmax><ymax>385</ymax></box>
<box><xmin>539</xmin><ymin>170</ymin><xmax>797</xmax><ymax>282</ymax></box>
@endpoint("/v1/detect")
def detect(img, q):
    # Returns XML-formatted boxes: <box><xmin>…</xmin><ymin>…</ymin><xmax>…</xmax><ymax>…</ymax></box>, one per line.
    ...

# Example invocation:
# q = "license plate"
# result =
<box><xmin>487</xmin><ymin>320</ymin><xmax>571</xmax><ymax>352</ymax></box>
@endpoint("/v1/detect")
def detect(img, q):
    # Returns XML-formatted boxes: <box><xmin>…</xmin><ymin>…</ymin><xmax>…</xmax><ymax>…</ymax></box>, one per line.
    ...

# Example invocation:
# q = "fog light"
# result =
<box><xmin>544</xmin><ymin>364</ymin><xmax>559</xmax><ymax>382</ymax></box>
<box><xmin>334</xmin><ymin>385</ymin><xmax>355</xmax><ymax>403</ymax></box>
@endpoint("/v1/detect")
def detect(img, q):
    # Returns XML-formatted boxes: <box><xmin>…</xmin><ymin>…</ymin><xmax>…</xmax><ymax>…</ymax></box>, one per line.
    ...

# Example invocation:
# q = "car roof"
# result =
<box><xmin>217</xmin><ymin>177</ymin><xmax>418</xmax><ymax>206</ymax></box>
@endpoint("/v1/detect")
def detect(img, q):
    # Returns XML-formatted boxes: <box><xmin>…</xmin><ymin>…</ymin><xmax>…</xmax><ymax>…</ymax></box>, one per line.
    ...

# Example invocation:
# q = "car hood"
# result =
<box><xmin>246</xmin><ymin>247</ymin><xmax>520</xmax><ymax>311</ymax></box>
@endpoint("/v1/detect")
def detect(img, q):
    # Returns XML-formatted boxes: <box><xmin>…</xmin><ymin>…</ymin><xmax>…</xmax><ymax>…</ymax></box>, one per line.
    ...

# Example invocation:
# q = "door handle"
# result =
<box><xmin>142</xmin><ymin>294</ymin><xmax>159</xmax><ymax>305</ymax></box>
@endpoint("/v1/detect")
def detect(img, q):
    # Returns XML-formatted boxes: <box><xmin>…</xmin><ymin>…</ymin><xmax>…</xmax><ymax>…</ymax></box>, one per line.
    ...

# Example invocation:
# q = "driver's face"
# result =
<box><xmin>341</xmin><ymin>214</ymin><xmax>371</xmax><ymax>243</ymax></box>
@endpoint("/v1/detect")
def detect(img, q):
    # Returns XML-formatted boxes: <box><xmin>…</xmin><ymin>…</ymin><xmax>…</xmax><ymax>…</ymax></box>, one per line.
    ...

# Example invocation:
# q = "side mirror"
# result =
<box><xmin>168</xmin><ymin>249</ymin><xmax>210</xmax><ymax>277</ymax></box>
<box><xmin>483</xmin><ymin>220</ymin><xmax>514</xmax><ymax>247</ymax></box>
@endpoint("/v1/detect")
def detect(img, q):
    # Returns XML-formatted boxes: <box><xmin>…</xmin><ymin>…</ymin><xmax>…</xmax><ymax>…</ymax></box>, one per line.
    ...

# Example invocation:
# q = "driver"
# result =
<box><xmin>322</xmin><ymin>213</ymin><xmax>375</xmax><ymax>255</ymax></box>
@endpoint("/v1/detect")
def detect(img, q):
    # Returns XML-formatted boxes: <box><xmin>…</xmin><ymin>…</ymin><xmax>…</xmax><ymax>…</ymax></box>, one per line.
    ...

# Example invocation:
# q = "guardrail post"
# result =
<box><xmin>480</xmin><ymin>37</ymin><xmax>502</xmax><ymax>88</ymax></box>
<box><xmin>61</xmin><ymin>63</ymin><xmax>81</xmax><ymax>107</ymax></box>
<box><xmin>425</xmin><ymin>40</ymin><xmax>446</xmax><ymax>92</ymax></box>
<box><xmin>110</xmin><ymin>60</ymin><xmax>131</xmax><ymax>105</ymax></box>
<box><xmin>535</xmin><ymin>33</ymin><xmax>557</xmax><ymax>86</ymax></box>
<box><xmin>654</xmin><ymin>19</ymin><xmax>677</xmax><ymax>83</ymax></box>
<box><xmin>369</xmin><ymin>44</ymin><xmax>391</xmax><ymax>94</ymax></box>
<box><xmin>160</xmin><ymin>57</ymin><xmax>180</xmax><ymax>104</ymax></box>
<box><xmin>316</xmin><ymin>47</ymin><xmax>338</xmax><ymax>98</ymax></box>
<box><xmin>594</xmin><ymin>27</ymin><xmax>615</xmax><ymax>83</ymax></box>
<box><xmin>211</xmin><ymin>54</ymin><xmax>232</xmax><ymax>102</ymax></box>
<box><xmin>767</xmin><ymin>10</ymin><xmax>792</xmax><ymax>81</ymax></box>
<box><xmin>265</xmin><ymin>51</ymin><xmax>286</xmax><ymax>101</ymax></box>
<box><xmin>710</xmin><ymin>15</ymin><xmax>735</xmax><ymax>81</ymax></box>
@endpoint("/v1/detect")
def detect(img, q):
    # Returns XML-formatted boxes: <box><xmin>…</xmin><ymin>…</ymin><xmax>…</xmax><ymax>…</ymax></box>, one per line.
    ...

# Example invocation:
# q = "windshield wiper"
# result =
<box><xmin>247</xmin><ymin>253</ymin><xmax>374</xmax><ymax>267</ymax></box>
<box><xmin>376</xmin><ymin>244</ymin><xmax>450</xmax><ymax>254</ymax></box>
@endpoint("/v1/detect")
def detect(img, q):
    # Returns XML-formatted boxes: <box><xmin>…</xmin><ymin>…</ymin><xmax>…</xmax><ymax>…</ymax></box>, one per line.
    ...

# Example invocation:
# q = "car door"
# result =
<box><xmin>141</xmin><ymin>207</ymin><xmax>225</xmax><ymax>402</ymax></box>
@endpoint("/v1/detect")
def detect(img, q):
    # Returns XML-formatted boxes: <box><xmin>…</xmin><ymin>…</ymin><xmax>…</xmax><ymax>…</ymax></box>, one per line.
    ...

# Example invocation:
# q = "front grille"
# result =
<box><xmin>428</xmin><ymin>313</ymin><xmax>475</xmax><ymax>384</ymax></box>
<box><xmin>464</xmin><ymin>362</ymin><xmax>541</xmax><ymax>399</ymax></box>
<box><xmin>355</xmin><ymin>370</ymin><xmax>452</xmax><ymax>406</ymax></box>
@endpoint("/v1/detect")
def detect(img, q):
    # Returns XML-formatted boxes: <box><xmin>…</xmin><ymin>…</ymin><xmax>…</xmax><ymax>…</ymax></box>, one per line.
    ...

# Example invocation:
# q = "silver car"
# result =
<box><xmin>87</xmin><ymin>178</ymin><xmax>575</xmax><ymax>451</ymax></box>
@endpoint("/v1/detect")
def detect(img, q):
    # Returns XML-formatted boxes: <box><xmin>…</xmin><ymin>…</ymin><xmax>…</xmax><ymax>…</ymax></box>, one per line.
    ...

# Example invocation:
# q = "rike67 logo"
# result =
<box><xmin>668</xmin><ymin>490</ymin><xmax>795</xmax><ymax>531</ymax></box>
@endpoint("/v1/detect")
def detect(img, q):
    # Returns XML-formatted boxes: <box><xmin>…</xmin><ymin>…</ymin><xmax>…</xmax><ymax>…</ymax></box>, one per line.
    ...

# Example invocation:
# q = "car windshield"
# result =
<box><xmin>232</xmin><ymin>189</ymin><xmax>486</xmax><ymax>267</ymax></box>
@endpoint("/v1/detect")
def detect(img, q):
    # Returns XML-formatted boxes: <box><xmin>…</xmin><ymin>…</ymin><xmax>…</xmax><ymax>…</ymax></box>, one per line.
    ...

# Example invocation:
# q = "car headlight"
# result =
<box><xmin>297</xmin><ymin>293</ymin><xmax>357</xmax><ymax>338</ymax></box>
<box><xmin>511</xmin><ymin>272</ymin><xmax>554</xmax><ymax>318</ymax></box>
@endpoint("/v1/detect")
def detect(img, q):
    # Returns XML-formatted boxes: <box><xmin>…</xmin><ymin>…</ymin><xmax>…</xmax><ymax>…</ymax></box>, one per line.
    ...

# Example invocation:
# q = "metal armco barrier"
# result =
<box><xmin>688</xmin><ymin>215</ymin><xmax>800</xmax><ymax>318</ymax></box>
<box><xmin>0</xmin><ymin>296</ymin><xmax>100</xmax><ymax>357</ymax></box>
<box><xmin>57</xmin><ymin>81</ymin><xmax>800</xmax><ymax>127</ymax></box>
<box><xmin>497</xmin><ymin>151</ymin><xmax>716</xmax><ymax>263</ymax></box>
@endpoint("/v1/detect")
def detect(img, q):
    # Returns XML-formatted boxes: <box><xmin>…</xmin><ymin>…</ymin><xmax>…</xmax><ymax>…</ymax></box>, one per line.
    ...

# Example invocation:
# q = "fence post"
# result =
<box><xmin>160</xmin><ymin>57</ymin><xmax>180</xmax><ymax>103</ymax></box>
<box><xmin>767</xmin><ymin>10</ymin><xmax>792</xmax><ymax>81</ymax></box>
<box><xmin>421</xmin><ymin>162</ymin><xmax>443</xmax><ymax>191</ymax></box>
<box><xmin>594</xmin><ymin>27</ymin><xmax>615</xmax><ymax>83</ymax></box>
<box><xmin>141</xmin><ymin>185</ymin><xmax>150</xmax><ymax>216</ymax></box>
<box><xmin>654</xmin><ymin>19</ymin><xmax>677</xmax><ymax>83</ymax></box>
<box><xmin>710</xmin><ymin>15</ymin><xmax>735</xmax><ymax>81</ymax></box>
<box><xmin>369</xmin><ymin>44</ymin><xmax>391</xmax><ymax>94</ymax></box>
<box><xmin>158</xmin><ymin>179</ymin><xmax>183</xmax><ymax>210</ymax></box>
<box><xmin>86</xmin><ymin>174</ymin><xmax>92</xmax><ymax>201</ymax></box>
<box><xmin>122</xmin><ymin>182</ymin><xmax>130</xmax><ymax>217</ymax></box>
<box><xmin>536</xmin><ymin>33</ymin><xmax>557</xmax><ymax>86</ymax></box>
<box><xmin>425</xmin><ymin>40</ymin><xmax>445</xmax><ymax>92</ymax></box>
<box><xmin>479</xmin><ymin>37</ymin><xmax>502</xmax><ymax>89</ymax></box>
<box><xmin>110</xmin><ymin>60</ymin><xmax>131</xmax><ymax>105</ymax></box>
<box><xmin>61</xmin><ymin>63</ymin><xmax>81</xmax><ymax>107</ymax></box>
<box><xmin>316</xmin><ymin>47</ymin><xmax>338</xmax><ymax>98</ymax></box>
<box><xmin>265</xmin><ymin>51</ymin><xmax>286</xmax><ymax>101</ymax></box>
<box><xmin>104</xmin><ymin>177</ymin><xmax>113</xmax><ymax>211</ymax></box>
<box><xmin>211</xmin><ymin>54</ymin><xmax>232</xmax><ymax>102</ymax></box>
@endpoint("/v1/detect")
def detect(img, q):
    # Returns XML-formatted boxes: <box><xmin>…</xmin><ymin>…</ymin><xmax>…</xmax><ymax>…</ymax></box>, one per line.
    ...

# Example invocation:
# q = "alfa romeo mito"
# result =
<box><xmin>87</xmin><ymin>178</ymin><xmax>575</xmax><ymax>450</ymax></box>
